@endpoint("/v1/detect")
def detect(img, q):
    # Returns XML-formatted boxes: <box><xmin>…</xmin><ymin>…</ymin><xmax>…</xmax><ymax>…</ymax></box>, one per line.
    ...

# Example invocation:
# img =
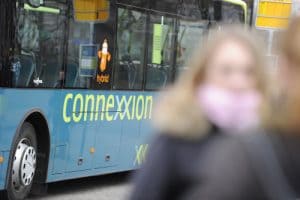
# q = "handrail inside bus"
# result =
<box><xmin>222</xmin><ymin>0</ymin><xmax>248</xmax><ymax>22</ymax></box>
<box><xmin>24</xmin><ymin>3</ymin><xmax>60</xmax><ymax>14</ymax></box>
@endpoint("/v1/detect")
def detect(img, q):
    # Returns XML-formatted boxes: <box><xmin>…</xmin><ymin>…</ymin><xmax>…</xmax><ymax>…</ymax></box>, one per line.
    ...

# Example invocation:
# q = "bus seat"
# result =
<box><xmin>40</xmin><ymin>61</ymin><xmax>61</xmax><ymax>87</ymax></box>
<box><xmin>17</xmin><ymin>54</ymin><xmax>35</xmax><ymax>87</ymax></box>
<box><xmin>117</xmin><ymin>63</ymin><xmax>130</xmax><ymax>89</ymax></box>
<box><xmin>146</xmin><ymin>66</ymin><xmax>168</xmax><ymax>90</ymax></box>
<box><xmin>126</xmin><ymin>62</ymin><xmax>137</xmax><ymax>89</ymax></box>
<box><xmin>65</xmin><ymin>62</ymin><xmax>79</xmax><ymax>87</ymax></box>
<box><xmin>119</xmin><ymin>55</ymin><xmax>138</xmax><ymax>89</ymax></box>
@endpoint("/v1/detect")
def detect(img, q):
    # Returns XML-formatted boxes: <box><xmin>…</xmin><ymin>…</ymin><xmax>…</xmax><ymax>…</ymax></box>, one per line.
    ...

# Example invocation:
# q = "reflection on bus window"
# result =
<box><xmin>145</xmin><ymin>14</ymin><xmax>175</xmax><ymax>90</ymax></box>
<box><xmin>13</xmin><ymin>1</ymin><xmax>67</xmax><ymax>88</ymax></box>
<box><xmin>176</xmin><ymin>20</ymin><xmax>207</xmax><ymax>77</ymax></box>
<box><xmin>114</xmin><ymin>8</ymin><xmax>147</xmax><ymax>90</ymax></box>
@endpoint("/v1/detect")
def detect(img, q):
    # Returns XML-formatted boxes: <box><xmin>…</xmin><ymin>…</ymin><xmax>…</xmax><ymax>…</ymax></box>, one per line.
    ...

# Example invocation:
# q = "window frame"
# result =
<box><xmin>113</xmin><ymin>2</ymin><xmax>179</xmax><ymax>91</ymax></box>
<box><xmin>112</xmin><ymin>4</ymin><xmax>149</xmax><ymax>91</ymax></box>
<box><xmin>143</xmin><ymin>11</ymin><xmax>178</xmax><ymax>91</ymax></box>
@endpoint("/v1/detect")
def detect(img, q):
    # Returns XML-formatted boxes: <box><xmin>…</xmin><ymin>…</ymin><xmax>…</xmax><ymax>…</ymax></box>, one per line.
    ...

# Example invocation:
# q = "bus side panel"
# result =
<box><xmin>0</xmin><ymin>151</ymin><xmax>9</xmax><ymax>190</ymax></box>
<box><xmin>48</xmin><ymin>90</ymin><xmax>155</xmax><ymax>182</ymax></box>
<box><xmin>93</xmin><ymin>119</ymin><xmax>123</xmax><ymax>168</ymax></box>
<box><xmin>0</xmin><ymin>89</ymin><xmax>155</xmax><ymax>185</ymax></box>
<box><xmin>0</xmin><ymin>89</ymin><xmax>65</xmax><ymax>190</ymax></box>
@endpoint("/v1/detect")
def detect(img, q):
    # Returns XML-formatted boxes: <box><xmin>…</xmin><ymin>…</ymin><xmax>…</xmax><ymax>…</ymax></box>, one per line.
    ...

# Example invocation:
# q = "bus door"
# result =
<box><xmin>64</xmin><ymin>0</ymin><xmax>122</xmax><ymax>171</ymax></box>
<box><xmin>113</xmin><ymin>3</ymin><xmax>150</xmax><ymax>168</ymax></box>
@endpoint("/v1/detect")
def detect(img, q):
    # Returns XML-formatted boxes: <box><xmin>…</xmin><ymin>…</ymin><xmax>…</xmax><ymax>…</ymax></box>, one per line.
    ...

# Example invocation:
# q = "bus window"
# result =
<box><xmin>176</xmin><ymin>0</ymin><xmax>208</xmax><ymax>21</ymax></box>
<box><xmin>13</xmin><ymin>1</ymin><xmax>68</xmax><ymax>88</ymax></box>
<box><xmin>66</xmin><ymin>1</ymin><xmax>115</xmax><ymax>89</ymax></box>
<box><xmin>145</xmin><ymin>14</ymin><xmax>176</xmax><ymax>90</ymax></box>
<box><xmin>150</xmin><ymin>0</ymin><xmax>178</xmax><ymax>14</ymax></box>
<box><xmin>65</xmin><ymin>21</ymin><xmax>94</xmax><ymax>89</ymax></box>
<box><xmin>73</xmin><ymin>0</ymin><xmax>110</xmax><ymax>22</ymax></box>
<box><xmin>113</xmin><ymin>8</ymin><xmax>147</xmax><ymax>90</ymax></box>
<box><xmin>175</xmin><ymin>20</ymin><xmax>207</xmax><ymax>78</ymax></box>
<box><xmin>116</xmin><ymin>0</ymin><xmax>148</xmax><ymax>8</ymax></box>
<box><xmin>213</xmin><ymin>0</ymin><xmax>247</xmax><ymax>24</ymax></box>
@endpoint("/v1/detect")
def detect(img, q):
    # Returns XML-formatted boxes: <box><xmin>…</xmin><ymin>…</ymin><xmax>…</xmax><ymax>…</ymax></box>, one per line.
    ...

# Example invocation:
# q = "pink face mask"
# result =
<box><xmin>197</xmin><ymin>84</ymin><xmax>262</xmax><ymax>133</ymax></box>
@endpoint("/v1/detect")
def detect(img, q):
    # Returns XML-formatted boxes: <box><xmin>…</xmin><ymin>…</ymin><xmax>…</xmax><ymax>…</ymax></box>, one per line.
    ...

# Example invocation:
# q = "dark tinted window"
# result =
<box><xmin>214</xmin><ymin>1</ymin><xmax>244</xmax><ymax>23</ymax></box>
<box><xmin>150</xmin><ymin>0</ymin><xmax>177</xmax><ymax>14</ymax></box>
<box><xmin>117</xmin><ymin>0</ymin><xmax>148</xmax><ymax>8</ymax></box>
<box><xmin>177</xmin><ymin>0</ymin><xmax>208</xmax><ymax>20</ymax></box>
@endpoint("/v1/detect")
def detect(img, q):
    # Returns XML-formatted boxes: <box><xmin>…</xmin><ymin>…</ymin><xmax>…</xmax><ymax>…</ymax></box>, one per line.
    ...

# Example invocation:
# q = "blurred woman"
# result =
<box><xmin>129</xmin><ymin>26</ymin><xmax>270</xmax><ymax>200</ymax></box>
<box><xmin>183</xmin><ymin>18</ymin><xmax>300</xmax><ymax>200</ymax></box>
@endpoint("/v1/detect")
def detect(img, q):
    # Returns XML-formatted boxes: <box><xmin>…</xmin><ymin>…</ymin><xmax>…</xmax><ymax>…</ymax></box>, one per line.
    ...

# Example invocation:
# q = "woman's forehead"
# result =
<box><xmin>210</xmin><ymin>40</ymin><xmax>255</xmax><ymax>62</ymax></box>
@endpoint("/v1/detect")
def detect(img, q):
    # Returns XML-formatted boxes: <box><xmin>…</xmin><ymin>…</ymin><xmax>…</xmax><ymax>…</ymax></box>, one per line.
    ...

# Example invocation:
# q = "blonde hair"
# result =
<box><xmin>269</xmin><ymin>17</ymin><xmax>300</xmax><ymax>132</ymax></box>
<box><xmin>280</xmin><ymin>17</ymin><xmax>300</xmax><ymax>67</ymax></box>
<box><xmin>153</xmin><ymin>25</ymin><xmax>271</xmax><ymax>138</ymax></box>
<box><xmin>177</xmin><ymin>25</ymin><xmax>269</xmax><ymax>97</ymax></box>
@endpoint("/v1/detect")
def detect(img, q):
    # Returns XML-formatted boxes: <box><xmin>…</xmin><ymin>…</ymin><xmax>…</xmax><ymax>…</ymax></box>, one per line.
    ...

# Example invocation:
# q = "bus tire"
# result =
<box><xmin>5</xmin><ymin>122</ymin><xmax>37</xmax><ymax>200</ymax></box>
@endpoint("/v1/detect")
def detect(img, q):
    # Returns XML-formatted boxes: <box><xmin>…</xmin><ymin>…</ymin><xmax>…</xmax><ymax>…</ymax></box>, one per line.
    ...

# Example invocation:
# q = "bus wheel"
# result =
<box><xmin>6</xmin><ymin>122</ymin><xmax>37</xmax><ymax>200</ymax></box>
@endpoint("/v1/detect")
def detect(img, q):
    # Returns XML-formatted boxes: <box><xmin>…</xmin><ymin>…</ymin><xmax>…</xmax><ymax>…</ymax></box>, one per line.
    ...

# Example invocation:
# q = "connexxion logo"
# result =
<box><xmin>62</xmin><ymin>93</ymin><xmax>153</xmax><ymax>123</ymax></box>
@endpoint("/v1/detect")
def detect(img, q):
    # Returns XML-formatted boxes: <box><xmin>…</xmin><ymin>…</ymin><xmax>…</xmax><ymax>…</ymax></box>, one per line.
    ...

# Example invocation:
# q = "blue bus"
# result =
<box><xmin>0</xmin><ymin>0</ymin><xmax>249</xmax><ymax>199</ymax></box>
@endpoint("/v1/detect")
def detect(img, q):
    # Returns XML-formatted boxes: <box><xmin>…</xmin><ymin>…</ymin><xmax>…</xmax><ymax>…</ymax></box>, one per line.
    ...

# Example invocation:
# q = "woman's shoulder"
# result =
<box><xmin>147</xmin><ymin>132</ymin><xmax>218</xmax><ymax>163</ymax></box>
<box><xmin>153</xmin><ymin>131</ymin><xmax>217</xmax><ymax>148</ymax></box>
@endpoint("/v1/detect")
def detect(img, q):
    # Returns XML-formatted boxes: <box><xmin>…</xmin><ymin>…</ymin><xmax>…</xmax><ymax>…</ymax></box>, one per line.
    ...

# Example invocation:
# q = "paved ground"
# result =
<box><xmin>28</xmin><ymin>172</ymin><xmax>132</xmax><ymax>200</ymax></box>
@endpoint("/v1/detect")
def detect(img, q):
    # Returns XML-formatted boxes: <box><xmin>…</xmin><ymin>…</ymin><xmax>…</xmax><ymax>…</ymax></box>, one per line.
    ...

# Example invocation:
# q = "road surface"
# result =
<box><xmin>28</xmin><ymin>172</ymin><xmax>133</xmax><ymax>200</ymax></box>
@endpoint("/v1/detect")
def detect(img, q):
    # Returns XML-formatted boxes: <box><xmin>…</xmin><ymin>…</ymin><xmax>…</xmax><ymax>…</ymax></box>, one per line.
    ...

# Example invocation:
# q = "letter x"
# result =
<box><xmin>134</xmin><ymin>144</ymin><xmax>148</xmax><ymax>166</ymax></box>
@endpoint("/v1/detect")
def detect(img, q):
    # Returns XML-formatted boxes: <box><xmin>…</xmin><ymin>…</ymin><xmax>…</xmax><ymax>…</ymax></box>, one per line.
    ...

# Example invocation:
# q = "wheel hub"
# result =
<box><xmin>12</xmin><ymin>139</ymin><xmax>36</xmax><ymax>189</ymax></box>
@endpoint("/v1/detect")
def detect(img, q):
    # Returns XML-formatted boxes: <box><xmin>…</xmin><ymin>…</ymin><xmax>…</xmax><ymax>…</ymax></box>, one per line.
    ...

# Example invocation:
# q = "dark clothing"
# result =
<box><xmin>130</xmin><ymin>132</ymin><xmax>220</xmax><ymax>200</ymax></box>
<box><xmin>188</xmin><ymin>132</ymin><xmax>300</xmax><ymax>200</ymax></box>
<box><xmin>130</xmin><ymin>132</ymin><xmax>300</xmax><ymax>200</ymax></box>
